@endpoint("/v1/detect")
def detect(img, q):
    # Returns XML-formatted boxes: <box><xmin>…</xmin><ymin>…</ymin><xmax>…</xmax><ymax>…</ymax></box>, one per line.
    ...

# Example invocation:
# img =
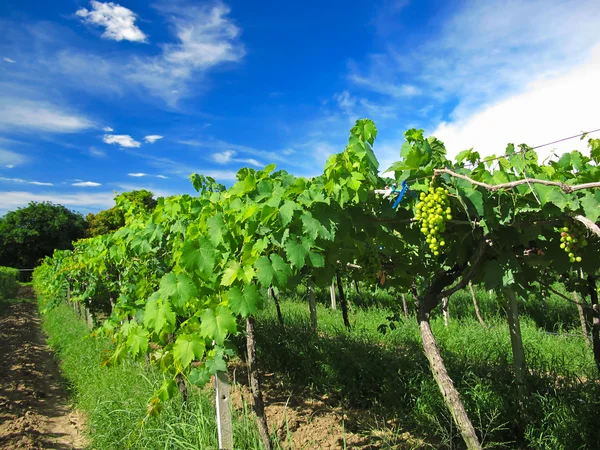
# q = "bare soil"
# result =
<box><xmin>229</xmin><ymin>361</ymin><xmax>426</xmax><ymax>449</ymax></box>
<box><xmin>0</xmin><ymin>287</ymin><xmax>86</xmax><ymax>450</ymax></box>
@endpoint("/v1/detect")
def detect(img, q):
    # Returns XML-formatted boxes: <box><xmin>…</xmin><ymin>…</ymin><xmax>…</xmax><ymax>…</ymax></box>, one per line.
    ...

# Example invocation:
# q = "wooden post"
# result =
<box><xmin>574</xmin><ymin>292</ymin><xmax>591</xmax><ymax>347</ymax></box>
<box><xmin>469</xmin><ymin>282</ymin><xmax>487</xmax><ymax>327</ymax></box>
<box><xmin>401</xmin><ymin>293</ymin><xmax>409</xmax><ymax>319</ymax></box>
<box><xmin>246</xmin><ymin>317</ymin><xmax>272</xmax><ymax>450</ymax></box>
<box><xmin>335</xmin><ymin>272</ymin><xmax>351</xmax><ymax>331</ymax></box>
<box><xmin>503</xmin><ymin>287</ymin><xmax>526</xmax><ymax>399</ymax></box>
<box><xmin>268</xmin><ymin>287</ymin><xmax>284</xmax><ymax>326</ymax></box>
<box><xmin>308</xmin><ymin>281</ymin><xmax>317</xmax><ymax>331</ymax></box>
<box><xmin>442</xmin><ymin>297</ymin><xmax>449</xmax><ymax>327</ymax></box>
<box><xmin>215</xmin><ymin>371</ymin><xmax>234</xmax><ymax>450</ymax></box>
<box><xmin>330</xmin><ymin>280</ymin><xmax>336</xmax><ymax>310</ymax></box>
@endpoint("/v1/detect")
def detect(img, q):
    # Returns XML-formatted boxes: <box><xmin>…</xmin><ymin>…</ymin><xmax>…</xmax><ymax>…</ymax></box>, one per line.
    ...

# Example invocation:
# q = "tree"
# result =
<box><xmin>86</xmin><ymin>190</ymin><xmax>157</xmax><ymax>237</ymax></box>
<box><xmin>0</xmin><ymin>202</ymin><xmax>86</xmax><ymax>268</ymax></box>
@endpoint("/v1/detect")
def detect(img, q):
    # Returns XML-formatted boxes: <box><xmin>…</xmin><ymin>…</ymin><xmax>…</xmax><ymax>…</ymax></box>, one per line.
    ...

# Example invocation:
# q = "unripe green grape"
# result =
<box><xmin>560</xmin><ymin>243</ymin><xmax>565</xmax><ymax>249</ymax></box>
<box><xmin>576</xmin><ymin>256</ymin><xmax>582</xmax><ymax>263</ymax></box>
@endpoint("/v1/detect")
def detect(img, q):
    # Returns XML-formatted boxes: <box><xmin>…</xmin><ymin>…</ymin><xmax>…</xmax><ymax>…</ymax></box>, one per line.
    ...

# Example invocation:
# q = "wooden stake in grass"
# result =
<box><xmin>215</xmin><ymin>371</ymin><xmax>233</xmax><ymax>450</ymax></box>
<box><xmin>330</xmin><ymin>280</ymin><xmax>337</xmax><ymax>310</ymax></box>
<box><xmin>574</xmin><ymin>291</ymin><xmax>591</xmax><ymax>347</ymax></box>
<box><xmin>469</xmin><ymin>282</ymin><xmax>486</xmax><ymax>328</ymax></box>
<box><xmin>246</xmin><ymin>316</ymin><xmax>272</xmax><ymax>450</ymax></box>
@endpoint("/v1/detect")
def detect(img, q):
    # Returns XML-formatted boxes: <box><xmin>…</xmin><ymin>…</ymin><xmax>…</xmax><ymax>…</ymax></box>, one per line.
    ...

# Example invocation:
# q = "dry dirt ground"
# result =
<box><xmin>0</xmin><ymin>287</ymin><xmax>86</xmax><ymax>450</ymax></box>
<box><xmin>228</xmin><ymin>362</ymin><xmax>426</xmax><ymax>450</ymax></box>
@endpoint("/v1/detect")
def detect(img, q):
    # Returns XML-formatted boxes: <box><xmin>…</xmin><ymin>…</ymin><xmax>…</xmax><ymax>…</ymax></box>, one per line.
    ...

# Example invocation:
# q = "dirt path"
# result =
<box><xmin>0</xmin><ymin>289</ymin><xmax>86</xmax><ymax>450</ymax></box>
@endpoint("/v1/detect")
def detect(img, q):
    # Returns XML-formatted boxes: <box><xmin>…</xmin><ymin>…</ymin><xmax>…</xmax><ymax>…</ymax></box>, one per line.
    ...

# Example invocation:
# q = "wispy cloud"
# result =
<box><xmin>156</xmin><ymin>174</ymin><xmax>168</xmax><ymax>179</ymax></box>
<box><xmin>3</xmin><ymin>57</ymin><xmax>16</xmax><ymax>63</ymax></box>
<box><xmin>72</xmin><ymin>181</ymin><xmax>101</xmax><ymax>187</ymax></box>
<box><xmin>0</xmin><ymin>98</ymin><xmax>94</xmax><ymax>133</ymax></box>
<box><xmin>0</xmin><ymin>190</ymin><xmax>115</xmax><ymax>213</ymax></box>
<box><xmin>144</xmin><ymin>135</ymin><xmax>163</xmax><ymax>143</ymax></box>
<box><xmin>103</xmin><ymin>126</ymin><xmax>113</xmax><ymax>132</ymax></box>
<box><xmin>76</xmin><ymin>1</ymin><xmax>148</xmax><ymax>43</ymax></box>
<box><xmin>103</xmin><ymin>134</ymin><xmax>141</xmax><ymax>148</ymax></box>
<box><xmin>126</xmin><ymin>2</ymin><xmax>245</xmax><ymax>103</ymax></box>
<box><xmin>348</xmin><ymin>72</ymin><xmax>419</xmax><ymax>98</ymax></box>
<box><xmin>0</xmin><ymin>176</ymin><xmax>53</xmax><ymax>186</ymax></box>
<box><xmin>0</xmin><ymin>148</ymin><xmax>28</xmax><ymax>167</ymax></box>
<box><xmin>432</xmin><ymin>45</ymin><xmax>600</xmax><ymax>161</ymax></box>
<box><xmin>89</xmin><ymin>146</ymin><xmax>106</xmax><ymax>157</ymax></box>
<box><xmin>128</xmin><ymin>172</ymin><xmax>148</xmax><ymax>177</ymax></box>
<box><xmin>211</xmin><ymin>150</ymin><xmax>262</xmax><ymax>167</ymax></box>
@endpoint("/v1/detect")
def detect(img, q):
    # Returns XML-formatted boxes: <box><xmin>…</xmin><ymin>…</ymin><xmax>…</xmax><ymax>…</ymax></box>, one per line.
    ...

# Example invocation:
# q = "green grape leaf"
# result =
<box><xmin>221</xmin><ymin>260</ymin><xmax>241</xmax><ymax>286</ymax></box>
<box><xmin>189</xmin><ymin>366</ymin><xmax>211</xmax><ymax>387</ymax></box>
<box><xmin>127</xmin><ymin>326</ymin><xmax>149</xmax><ymax>357</ymax></box>
<box><xmin>207</xmin><ymin>214</ymin><xmax>225</xmax><ymax>246</ymax></box>
<box><xmin>206</xmin><ymin>350</ymin><xmax>227</xmax><ymax>374</ymax></box>
<box><xmin>284</xmin><ymin>238</ymin><xmax>309</xmax><ymax>268</ymax></box>
<box><xmin>279</xmin><ymin>200</ymin><xmax>297</xmax><ymax>227</ymax></box>
<box><xmin>159</xmin><ymin>272</ymin><xmax>198</xmax><ymax>309</ymax></box>
<box><xmin>270</xmin><ymin>254</ymin><xmax>292</xmax><ymax>287</ymax></box>
<box><xmin>580</xmin><ymin>190</ymin><xmax>600</xmax><ymax>223</ymax></box>
<box><xmin>173</xmin><ymin>334</ymin><xmax>206</xmax><ymax>368</ymax></box>
<box><xmin>200</xmin><ymin>306</ymin><xmax>237</xmax><ymax>346</ymax></box>
<box><xmin>180</xmin><ymin>238</ymin><xmax>217</xmax><ymax>276</ymax></box>
<box><xmin>228</xmin><ymin>284</ymin><xmax>262</xmax><ymax>317</ymax></box>
<box><xmin>255</xmin><ymin>256</ymin><xmax>276</xmax><ymax>287</ymax></box>
<box><xmin>155</xmin><ymin>300</ymin><xmax>176</xmax><ymax>332</ymax></box>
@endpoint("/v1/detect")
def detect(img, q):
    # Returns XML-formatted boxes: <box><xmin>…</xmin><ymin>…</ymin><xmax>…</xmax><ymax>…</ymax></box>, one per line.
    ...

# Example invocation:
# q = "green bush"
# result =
<box><xmin>0</xmin><ymin>266</ymin><xmax>19</xmax><ymax>299</ymax></box>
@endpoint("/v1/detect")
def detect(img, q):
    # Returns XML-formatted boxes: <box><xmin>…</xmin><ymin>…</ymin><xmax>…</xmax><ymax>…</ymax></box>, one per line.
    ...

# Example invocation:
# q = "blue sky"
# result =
<box><xmin>1</xmin><ymin>0</ymin><xmax>599</xmax><ymax>216</ymax></box>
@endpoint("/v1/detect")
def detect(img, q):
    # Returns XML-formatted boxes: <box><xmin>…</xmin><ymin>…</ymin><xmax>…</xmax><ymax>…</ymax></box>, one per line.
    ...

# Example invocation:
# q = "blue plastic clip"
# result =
<box><xmin>392</xmin><ymin>180</ymin><xmax>409</xmax><ymax>209</ymax></box>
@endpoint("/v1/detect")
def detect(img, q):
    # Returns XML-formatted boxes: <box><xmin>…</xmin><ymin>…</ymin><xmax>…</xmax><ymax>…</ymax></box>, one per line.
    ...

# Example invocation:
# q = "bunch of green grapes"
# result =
<box><xmin>558</xmin><ymin>221</ymin><xmax>588</xmax><ymax>263</ymax></box>
<box><xmin>415</xmin><ymin>186</ymin><xmax>452</xmax><ymax>256</ymax></box>
<box><xmin>358</xmin><ymin>248</ymin><xmax>382</xmax><ymax>282</ymax></box>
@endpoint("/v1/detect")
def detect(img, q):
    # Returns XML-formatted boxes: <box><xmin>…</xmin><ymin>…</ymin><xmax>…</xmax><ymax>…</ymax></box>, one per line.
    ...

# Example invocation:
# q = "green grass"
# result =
<box><xmin>254</xmin><ymin>291</ymin><xmax>600</xmax><ymax>450</ymax></box>
<box><xmin>42</xmin><ymin>302</ymin><xmax>263</xmax><ymax>450</ymax></box>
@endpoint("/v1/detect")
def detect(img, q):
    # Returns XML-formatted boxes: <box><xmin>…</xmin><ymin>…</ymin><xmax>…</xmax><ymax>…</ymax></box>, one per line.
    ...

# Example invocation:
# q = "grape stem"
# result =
<box><xmin>573</xmin><ymin>215</ymin><xmax>600</xmax><ymax>238</ymax></box>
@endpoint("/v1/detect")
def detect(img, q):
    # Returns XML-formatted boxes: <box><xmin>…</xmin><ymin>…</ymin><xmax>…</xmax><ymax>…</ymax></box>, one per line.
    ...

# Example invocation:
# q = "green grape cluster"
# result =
<box><xmin>558</xmin><ymin>221</ymin><xmax>588</xmax><ymax>263</ymax></box>
<box><xmin>358</xmin><ymin>248</ymin><xmax>382</xmax><ymax>282</ymax></box>
<box><xmin>415</xmin><ymin>186</ymin><xmax>452</xmax><ymax>256</ymax></box>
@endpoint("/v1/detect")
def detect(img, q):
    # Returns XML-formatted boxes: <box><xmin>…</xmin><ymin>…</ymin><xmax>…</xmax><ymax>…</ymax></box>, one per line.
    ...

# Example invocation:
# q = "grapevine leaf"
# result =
<box><xmin>159</xmin><ymin>272</ymin><xmax>198</xmax><ymax>309</ymax></box>
<box><xmin>127</xmin><ymin>326</ymin><xmax>149</xmax><ymax>357</ymax></box>
<box><xmin>284</xmin><ymin>238</ymin><xmax>309</xmax><ymax>268</ymax></box>
<box><xmin>173</xmin><ymin>334</ymin><xmax>206</xmax><ymax>368</ymax></box>
<box><xmin>279</xmin><ymin>200</ymin><xmax>297</xmax><ymax>227</ymax></box>
<box><xmin>308</xmin><ymin>251</ymin><xmax>325</xmax><ymax>268</ymax></box>
<box><xmin>580</xmin><ymin>191</ymin><xmax>600</xmax><ymax>223</ymax></box>
<box><xmin>200</xmin><ymin>306</ymin><xmax>237</xmax><ymax>346</ymax></box>
<box><xmin>228</xmin><ymin>284</ymin><xmax>262</xmax><ymax>317</ymax></box>
<box><xmin>180</xmin><ymin>238</ymin><xmax>217</xmax><ymax>276</ymax></box>
<box><xmin>154</xmin><ymin>300</ymin><xmax>176</xmax><ymax>332</ymax></box>
<box><xmin>221</xmin><ymin>261</ymin><xmax>241</xmax><ymax>286</ymax></box>
<box><xmin>206</xmin><ymin>349</ymin><xmax>227</xmax><ymax>374</ymax></box>
<box><xmin>270</xmin><ymin>254</ymin><xmax>292</xmax><ymax>287</ymax></box>
<box><xmin>207</xmin><ymin>214</ymin><xmax>225</xmax><ymax>246</ymax></box>
<box><xmin>255</xmin><ymin>256</ymin><xmax>276</xmax><ymax>287</ymax></box>
<box><xmin>189</xmin><ymin>366</ymin><xmax>211</xmax><ymax>387</ymax></box>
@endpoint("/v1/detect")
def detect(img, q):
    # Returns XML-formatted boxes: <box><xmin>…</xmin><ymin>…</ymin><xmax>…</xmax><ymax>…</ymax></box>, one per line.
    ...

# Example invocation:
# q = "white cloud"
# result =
<box><xmin>127</xmin><ymin>3</ymin><xmax>244</xmax><ymax>103</ymax></box>
<box><xmin>432</xmin><ymin>45</ymin><xmax>600</xmax><ymax>162</ymax></box>
<box><xmin>144</xmin><ymin>135</ymin><xmax>163</xmax><ymax>143</ymax></box>
<box><xmin>0</xmin><ymin>99</ymin><xmax>94</xmax><ymax>133</ymax></box>
<box><xmin>103</xmin><ymin>126</ymin><xmax>113</xmax><ymax>132</ymax></box>
<box><xmin>76</xmin><ymin>1</ymin><xmax>147</xmax><ymax>43</ymax></box>
<box><xmin>0</xmin><ymin>190</ymin><xmax>115</xmax><ymax>213</ymax></box>
<box><xmin>89</xmin><ymin>146</ymin><xmax>106</xmax><ymax>157</ymax></box>
<box><xmin>128</xmin><ymin>172</ymin><xmax>148</xmax><ymax>177</ymax></box>
<box><xmin>0</xmin><ymin>148</ymin><xmax>28</xmax><ymax>167</ymax></box>
<box><xmin>3</xmin><ymin>57</ymin><xmax>16</xmax><ymax>63</ymax></box>
<box><xmin>0</xmin><ymin>176</ymin><xmax>53</xmax><ymax>186</ymax></box>
<box><xmin>211</xmin><ymin>150</ymin><xmax>262</xmax><ymax>167</ymax></box>
<box><xmin>348</xmin><ymin>73</ymin><xmax>420</xmax><ymax>98</ymax></box>
<box><xmin>72</xmin><ymin>181</ymin><xmax>101</xmax><ymax>187</ymax></box>
<box><xmin>212</xmin><ymin>150</ymin><xmax>234</xmax><ymax>164</ymax></box>
<box><xmin>156</xmin><ymin>175</ymin><xmax>168</xmax><ymax>179</ymax></box>
<box><xmin>103</xmin><ymin>134</ymin><xmax>141</xmax><ymax>148</ymax></box>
